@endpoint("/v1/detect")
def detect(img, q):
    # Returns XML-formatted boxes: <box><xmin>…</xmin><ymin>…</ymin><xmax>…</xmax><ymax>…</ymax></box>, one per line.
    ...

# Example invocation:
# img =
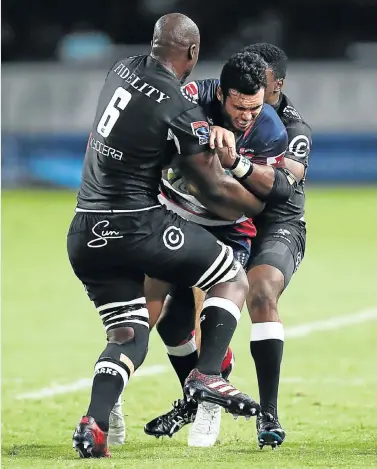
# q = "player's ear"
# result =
<box><xmin>216</xmin><ymin>86</ymin><xmax>223</xmax><ymax>103</ymax></box>
<box><xmin>275</xmin><ymin>78</ymin><xmax>284</xmax><ymax>92</ymax></box>
<box><xmin>188</xmin><ymin>44</ymin><xmax>196</xmax><ymax>61</ymax></box>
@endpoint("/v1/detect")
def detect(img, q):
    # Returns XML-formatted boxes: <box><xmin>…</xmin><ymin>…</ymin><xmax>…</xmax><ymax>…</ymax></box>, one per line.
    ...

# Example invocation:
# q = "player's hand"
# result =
<box><xmin>215</xmin><ymin>145</ymin><xmax>237</xmax><ymax>169</ymax></box>
<box><xmin>209</xmin><ymin>126</ymin><xmax>237</xmax><ymax>162</ymax></box>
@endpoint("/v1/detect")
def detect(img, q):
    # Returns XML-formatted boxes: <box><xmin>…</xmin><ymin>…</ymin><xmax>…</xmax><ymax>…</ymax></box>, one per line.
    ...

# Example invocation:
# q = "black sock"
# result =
<box><xmin>157</xmin><ymin>286</ymin><xmax>198</xmax><ymax>391</ymax></box>
<box><xmin>168</xmin><ymin>351</ymin><xmax>198</xmax><ymax>389</ymax></box>
<box><xmin>87</xmin><ymin>363</ymin><xmax>125</xmax><ymax>432</ymax></box>
<box><xmin>197</xmin><ymin>298</ymin><xmax>239</xmax><ymax>375</ymax></box>
<box><xmin>250</xmin><ymin>322</ymin><xmax>284</xmax><ymax>417</ymax></box>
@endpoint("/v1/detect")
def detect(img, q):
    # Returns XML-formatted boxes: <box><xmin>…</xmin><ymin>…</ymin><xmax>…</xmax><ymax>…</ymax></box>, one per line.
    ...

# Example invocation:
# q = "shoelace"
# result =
<box><xmin>160</xmin><ymin>400</ymin><xmax>187</xmax><ymax>423</ymax></box>
<box><xmin>258</xmin><ymin>412</ymin><xmax>280</xmax><ymax>431</ymax></box>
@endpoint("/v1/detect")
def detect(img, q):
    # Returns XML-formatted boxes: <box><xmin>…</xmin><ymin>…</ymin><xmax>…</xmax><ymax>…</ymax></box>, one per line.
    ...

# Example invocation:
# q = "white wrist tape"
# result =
<box><xmin>230</xmin><ymin>156</ymin><xmax>253</xmax><ymax>179</ymax></box>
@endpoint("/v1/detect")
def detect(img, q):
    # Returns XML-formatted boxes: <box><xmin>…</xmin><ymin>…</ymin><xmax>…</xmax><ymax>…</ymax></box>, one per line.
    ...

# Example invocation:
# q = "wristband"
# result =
<box><xmin>230</xmin><ymin>155</ymin><xmax>254</xmax><ymax>180</ymax></box>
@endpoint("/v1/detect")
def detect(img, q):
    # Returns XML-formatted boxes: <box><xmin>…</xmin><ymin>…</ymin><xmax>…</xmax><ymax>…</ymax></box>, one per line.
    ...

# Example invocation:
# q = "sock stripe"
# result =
<box><xmin>251</xmin><ymin>322</ymin><xmax>284</xmax><ymax>342</ymax></box>
<box><xmin>165</xmin><ymin>336</ymin><xmax>197</xmax><ymax>357</ymax></box>
<box><xmin>94</xmin><ymin>360</ymin><xmax>129</xmax><ymax>392</ymax></box>
<box><xmin>106</xmin><ymin>318</ymin><xmax>149</xmax><ymax>332</ymax></box>
<box><xmin>97</xmin><ymin>298</ymin><xmax>146</xmax><ymax>313</ymax></box>
<box><xmin>202</xmin><ymin>297</ymin><xmax>241</xmax><ymax>322</ymax></box>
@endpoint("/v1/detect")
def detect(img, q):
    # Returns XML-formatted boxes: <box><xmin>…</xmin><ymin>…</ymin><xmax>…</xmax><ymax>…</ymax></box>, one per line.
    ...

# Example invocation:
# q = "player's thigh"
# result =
<box><xmin>246</xmin><ymin>223</ymin><xmax>305</xmax><ymax>317</ymax></box>
<box><xmin>144</xmin><ymin>276</ymin><xmax>171</xmax><ymax>330</ymax></box>
<box><xmin>142</xmin><ymin>207</ymin><xmax>239</xmax><ymax>290</ymax></box>
<box><xmin>192</xmin><ymin>232</ymin><xmax>251</xmax><ymax>350</ymax></box>
<box><xmin>67</xmin><ymin>214</ymin><xmax>147</xmax><ymax>330</ymax></box>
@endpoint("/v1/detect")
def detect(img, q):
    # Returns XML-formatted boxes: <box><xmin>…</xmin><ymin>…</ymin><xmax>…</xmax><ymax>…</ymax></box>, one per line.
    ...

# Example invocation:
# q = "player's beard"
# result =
<box><xmin>220</xmin><ymin>106</ymin><xmax>245</xmax><ymax>135</ymax></box>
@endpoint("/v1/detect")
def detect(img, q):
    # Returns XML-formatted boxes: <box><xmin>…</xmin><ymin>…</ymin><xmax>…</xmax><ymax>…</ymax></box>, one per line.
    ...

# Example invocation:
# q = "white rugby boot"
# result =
<box><xmin>108</xmin><ymin>396</ymin><xmax>126</xmax><ymax>445</ymax></box>
<box><xmin>188</xmin><ymin>402</ymin><xmax>221</xmax><ymax>447</ymax></box>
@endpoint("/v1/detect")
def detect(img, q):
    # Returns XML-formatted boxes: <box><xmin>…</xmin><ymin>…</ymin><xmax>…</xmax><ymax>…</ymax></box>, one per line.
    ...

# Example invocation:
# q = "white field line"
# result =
<box><xmin>16</xmin><ymin>365</ymin><xmax>168</xmax><ymax>400</ymax></box>
<box><xmin>284</xmin><ymin>307</ymin><xmax>377</xmax><ymax>339</ymax></box>
<box><xmin>15</xmin><ymin>307</ymin><xmax>377</xmax><ymax>400</ymax></box>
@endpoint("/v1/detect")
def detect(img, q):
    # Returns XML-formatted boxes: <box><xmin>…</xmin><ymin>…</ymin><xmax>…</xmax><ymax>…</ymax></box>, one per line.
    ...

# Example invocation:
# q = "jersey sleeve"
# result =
<box><xmin>285</xmin><ymin>121</ymin><xmax>312</xmax><ymax>166</ymax></box>
<box><xmin>168</xmin><ymin>106</ymin><xmax>210</xmax><ymax>157</ymax></box>
<box><xmin>181</xmin><ymin>79</ymin><xmax>220</xmax><ymax>106</ymax></box>
<box><xmin>256</xmin><ymin>127</ymin><xmax>288</xmax><ymax>167</ymax></box>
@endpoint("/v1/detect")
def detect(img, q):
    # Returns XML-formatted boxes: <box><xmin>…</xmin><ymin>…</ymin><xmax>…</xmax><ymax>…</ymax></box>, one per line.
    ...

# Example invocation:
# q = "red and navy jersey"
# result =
<box><xmin>181</xmin><ymin>79</ymin><xmax>288</xmax><ymax>167</ymax></box>
<box><xmin>163</xmin><ymin>78</ymin><xmax>288</xmax><ymax>239</ymax></box>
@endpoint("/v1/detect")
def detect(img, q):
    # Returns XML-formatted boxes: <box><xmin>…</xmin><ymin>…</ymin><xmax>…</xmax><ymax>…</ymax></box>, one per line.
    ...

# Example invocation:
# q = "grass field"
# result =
<box><xmin>2</xmin><ymin>188</ymin><xmax>377</xmax><ymax>469</ymax></box>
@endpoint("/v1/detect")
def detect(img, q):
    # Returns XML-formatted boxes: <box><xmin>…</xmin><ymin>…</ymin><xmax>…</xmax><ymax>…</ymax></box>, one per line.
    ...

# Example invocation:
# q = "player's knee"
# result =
<box><xmin>157</xmin><ymin>287</ymin><xmax>196</xmax><ymax>346</ymax></box>
<box><xmin>107</xmin><ymin>326</ymin><xmax>135</xmax><ymax>343</ymax></box>
<box><xmin>234</xmin><ymin>267</ymin><xmax>249</xmax><ymax>295</ymax></box>
<box><xmin>247</xmin><ymin>279</ymin><xmax>278</xmax><ymax>320</ymax></box>
<box><xmin>96</xmin><ymin>301</ymin><xmax>150</xmax><ymax>373</ymax></box>
<box><xmin>99</xmin><ymin>323</ymin><xmax>149</xmax><ymax>377</ymax></box>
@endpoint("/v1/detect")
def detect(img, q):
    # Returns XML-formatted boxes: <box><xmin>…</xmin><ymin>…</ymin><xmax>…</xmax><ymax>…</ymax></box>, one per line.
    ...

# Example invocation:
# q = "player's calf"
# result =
<box><xmin>73</xmin><ymin>301</ymin><xmax>150</xmax><ymax>457</ymax></box>
<box><xmin>247</xmin><ymin>265</ymin><xmax>285</xmax><ymax>421</ymax></box>
<box><xmin>185</xmin><ymin>266</ymin><xmax>260</xmax><ymax>418</ymax></box>
<box><xmin>157</xmin><ymin>286</ymin><xmax>198</xmax><ymax>388</ymax></box>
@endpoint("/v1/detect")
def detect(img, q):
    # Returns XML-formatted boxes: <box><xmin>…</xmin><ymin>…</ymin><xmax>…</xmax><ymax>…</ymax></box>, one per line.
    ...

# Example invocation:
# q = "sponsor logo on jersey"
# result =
<box><xmin>191</xmin><ymin>121</ymin><xmax>210</xmax><ymax>145</ymax></box>
<box><xmin>283</xmin><ymin>105</ymin><xmax>301</xmax><ymax>120</ymax></box>
<box><xmin>181</xmin><ymin>81</ymin><xmax>199</xmax><ymax>103</ymax></box>
<box><xmin>87</xmin><ymin>220</ymin><xmax>124</xmax><ymax>248</ymax></box>
<box><xmin>266</xmin><ymin>151</ymin><xmax>286</xmax><ymax>167</ymax></box>
<box><xmin>288</xmin><ymin>135</ymin><xmax>310</xmax><ymax>158</ymax></box>
<box><xmin>89</xmin><ymin>135</ymin><xmax>123</xmax><ymax>160</ymax></box>
<box><xmin>163</xmin><ymin>226</ymin><xmax>185</xmax><ymax>251</ymax></box>
<box><xmin>239</xmin><ymin>147</ymin><xmax>255</xmax><ymax>156</ymax></box>
<box><xmin>273</xmin><ymin>228</ymin><xmax>292</xmax><ymax>243</ymax></box>
<box><xmin>277</xmin><ymin>228</ymin><xmax>291</xmax><ymax>236</ymax></box>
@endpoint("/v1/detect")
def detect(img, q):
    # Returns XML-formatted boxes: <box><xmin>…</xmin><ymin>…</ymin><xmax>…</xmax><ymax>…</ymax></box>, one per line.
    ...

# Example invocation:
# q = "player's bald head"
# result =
<box><xmin>152</xmin><ymin>13</ymin><xmax>200</xmax><ymax>52</ymax></box>
<box><xmin>151</xmin><ymin>13</ymin><xmax>200</xmax><ymax>81</ymax></box>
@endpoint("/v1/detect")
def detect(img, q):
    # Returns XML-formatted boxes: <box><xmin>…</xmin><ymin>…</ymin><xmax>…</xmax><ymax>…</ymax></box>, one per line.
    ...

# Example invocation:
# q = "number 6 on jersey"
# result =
<box><xmin>97</xmin><ymin>87</ymin><xmax>132</xmax><ymax>138</ymax></box>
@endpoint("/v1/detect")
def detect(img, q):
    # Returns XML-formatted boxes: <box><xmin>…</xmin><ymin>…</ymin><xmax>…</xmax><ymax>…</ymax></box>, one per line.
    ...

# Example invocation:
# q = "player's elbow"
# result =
<box><xmin>263</xmin><ymin>168</ymin><xmax>297</xmax><ymax>204</ymax></box>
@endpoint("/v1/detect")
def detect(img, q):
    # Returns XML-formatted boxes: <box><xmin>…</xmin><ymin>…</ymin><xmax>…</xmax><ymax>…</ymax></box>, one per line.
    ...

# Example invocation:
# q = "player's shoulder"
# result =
<box><xmin>278</xmin><ymin>93</ymin><xmax>311</xmax><ymax>136</ymax></box>
<box><xmin>180</xmin><ymin>78</ymin><xmax>219</xmax><ymax>105</ymax></box>
<box><xmin>257</xmin><ymin>104</ymin><xmax>287</xmax><ymax>139</ymax></box>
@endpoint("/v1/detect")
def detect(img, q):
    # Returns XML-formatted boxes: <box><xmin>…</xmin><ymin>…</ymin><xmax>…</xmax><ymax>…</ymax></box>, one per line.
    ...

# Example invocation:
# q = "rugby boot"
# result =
<box><xmin>184</xmin><ymin>368</ymin><xmax>260</xmax><ymax>418</ymax></box>
<box><xmin>108</xmin><ymin>397</ymin><xmax>126</xmax><ymax>445</ymax></box>
<box><xmin>187</xmin><ymin>347</ymin><xmax>235</xmax><ymax>447</ymax></box>
<box><xmin>144</xmin><ymin>398</ymin><xmax>197</xmax><ymax>437</ymax></box>
<box><xmin>257</xmin><ymin>411</ymin><xmax>286</xmax><ymax>449</ymax></box>
<box><xmin>72</xmin><ymin>416</ymin><xmax>110</xmax><ymax>458</ymax></box>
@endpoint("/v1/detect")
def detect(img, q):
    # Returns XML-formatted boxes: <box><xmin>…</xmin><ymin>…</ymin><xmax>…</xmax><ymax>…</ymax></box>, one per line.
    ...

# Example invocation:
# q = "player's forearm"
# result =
<box><xmin>202</xmin><ymin>177</ymin><xmax>265</xmax><ymax>219</ymax></box>
<box><xmin>240</xmin><ymin>164</ymin><xmax>275</xmax><ymax>197</ymax></box>
<box><xmin>230</xmin><ymin>156</ymin><xmax>297</xmax><ymax>203</ymax></box>
<box><xmin>218</xmin><ymin>177</ymin><xmax>266</xmax><ymax>218</ymax></box>
<box><xmin>191</xmin><ymin>175</ymin><xmax>265</xmax><ymax>221</ymax></box>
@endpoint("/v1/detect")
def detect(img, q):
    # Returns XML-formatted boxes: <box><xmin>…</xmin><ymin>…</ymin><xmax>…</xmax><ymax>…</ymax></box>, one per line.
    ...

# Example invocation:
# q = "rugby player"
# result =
<box><xmin>140</xmin><ymin>50</ymin><xmax>295</xmax><ymax>444</ymax></box>
<box><xmin>67</xmin><ymin>14</ymin><xmax>267</xmax><ymax>458</ymax></box>
<box><xmin>141</xmin><ymin>44</ymin><xmax>311</xmax><ymax>449</ymax></box>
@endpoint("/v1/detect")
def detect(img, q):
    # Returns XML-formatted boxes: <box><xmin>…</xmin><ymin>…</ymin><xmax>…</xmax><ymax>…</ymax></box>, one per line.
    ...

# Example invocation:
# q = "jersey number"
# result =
<box><xmin>97</xmin><ymin>87</ymin><xmax>132</xmax><ymax>137</ymax></box>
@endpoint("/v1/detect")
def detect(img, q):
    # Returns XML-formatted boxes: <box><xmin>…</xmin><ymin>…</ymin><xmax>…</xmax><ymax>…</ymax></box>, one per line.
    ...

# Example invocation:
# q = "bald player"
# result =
<box><xmin>67</xmin><ymin>13</ymin><xmax>264</xmax><ymax>458</ymax></box>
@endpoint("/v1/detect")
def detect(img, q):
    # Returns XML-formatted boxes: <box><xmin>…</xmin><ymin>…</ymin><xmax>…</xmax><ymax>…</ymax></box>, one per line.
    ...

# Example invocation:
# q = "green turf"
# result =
<box><xmin>2</xmin><ymin>188</ymin><xmax>377</xmax><ymax>468</ymax></box>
